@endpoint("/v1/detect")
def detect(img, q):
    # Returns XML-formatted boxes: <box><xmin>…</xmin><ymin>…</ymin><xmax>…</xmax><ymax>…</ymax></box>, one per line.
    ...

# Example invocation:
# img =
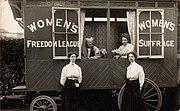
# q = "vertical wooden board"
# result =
<box><xmin>164</xmin><ymin>9</ymin><xmax>177</xmax><ymax>62</ymax></box>
<box><xmin>25</xmin><ymin>7</ymin><xmax>52</xmax><ymax>60</ymax></box>
<box><xmin>162</xmin><ymin>9</ymin><xmax>177</xmax><ymax>86</ymax></box>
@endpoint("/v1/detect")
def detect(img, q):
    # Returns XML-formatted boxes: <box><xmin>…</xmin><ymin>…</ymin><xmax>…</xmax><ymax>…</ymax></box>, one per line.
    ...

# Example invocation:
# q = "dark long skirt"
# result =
<box><xmin>121</xmin><ymin>79</ymin><xmax>142</xmax><ymax>111</ymax></box>
<box><xmin>61</xmin><ymin>79</ymin><xmax>80</xmax><ymax>111</ymax></box>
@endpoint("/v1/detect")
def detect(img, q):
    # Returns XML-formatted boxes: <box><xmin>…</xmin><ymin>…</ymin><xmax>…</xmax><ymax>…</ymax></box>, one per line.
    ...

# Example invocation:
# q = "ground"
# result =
<box><xmin>0</xmin><ymin>88</ymin><xmax>179</xmax><ymax>111</ymax></box>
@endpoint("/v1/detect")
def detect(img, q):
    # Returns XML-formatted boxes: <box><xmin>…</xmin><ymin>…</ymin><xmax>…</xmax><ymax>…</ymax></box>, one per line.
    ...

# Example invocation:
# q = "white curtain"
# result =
<box><xmin>127</xmin><ymin>11</ymin><xmax>136</xmax><ymax>46</ymax></box>
<box><xmin>80</xmin><ymin>10</ymin><xmax>86</xmax><ymax>46</ymax></box>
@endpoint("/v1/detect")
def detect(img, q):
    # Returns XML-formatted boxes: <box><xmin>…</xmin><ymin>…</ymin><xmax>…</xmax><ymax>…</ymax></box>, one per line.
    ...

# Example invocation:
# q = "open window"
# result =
<box><xmin>83</xmin><ymin>9</ymin><xmax>134</xmax><ymax>58</ymax></box>
<box><xmin>137</xmin><ymin>9</ymin><xmax>164</xmax><ymax>58</ymax></box>
<box><xmin>52</xmin><ymin>7</ymin><xmax>81</xmax><ymax>59</ymax></box>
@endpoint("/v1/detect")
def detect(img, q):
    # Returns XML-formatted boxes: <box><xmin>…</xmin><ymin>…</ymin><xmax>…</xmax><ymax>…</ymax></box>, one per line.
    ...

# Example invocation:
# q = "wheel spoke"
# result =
<box><xmin>145</xmin><ymin>99</ymin><xmax>158</xmax><ymax>102</ymax></box>
<box><xmin>39</xmin><ymin>99</ymin><xmax>43</xmax><ymax>105</ymax></box>
<box><xmin>144</xmin><ymin>104</ymin><xmax>151</xmax><ymax>111</ymax></box>
<box><xmin>45</xmin><ymin>100</ymin><xmax>49</xmax><ymax>106</ymax></box>
<box><xmin>144</xmin><ymin>93</ymin><xmax>158</xmax><ymax>99</ymax></box>
<box><xmin>47</xmin><ymin>103</ymin><xmax>52</xmax><ymax>107</ymax></box>
<box><xmin>144</xmin><ymin>101</ymin><xmax>156</xmax><ymax>109</ymax></box>
<box><xmin>42</xmin><ymin>99</ymin><xmax>45</xmax><ymax>105</ymax></box>
<box><xmin>144</xmin><ymin>87</ymin><xmax>154</xmax><ymax>97</ymax></box>
<box><xmin>142</xmin><ymin>83</ymin><xmax>148</xmax><ymax>96</ymax></box>
<box><xmin>35</xmin><ymin>102</ymin><xmax>41</xmax><ymax>107</ymax></box>
<box><xmin>33</xmin><ymin>105</ymin><xmax>40</xmax><ymax>109</ymax></box>
<box><xmin>48</xmin><ymin>108</ymin><xmax>55</xmax><ymax>110</ymax></box>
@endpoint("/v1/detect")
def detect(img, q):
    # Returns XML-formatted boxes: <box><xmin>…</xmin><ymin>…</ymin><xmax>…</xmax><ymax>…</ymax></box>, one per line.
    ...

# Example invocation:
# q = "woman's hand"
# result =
<box><xmin>75</xmin><ymin>83</ymin><xmax>79</xmax><ymax>87</ymax></box>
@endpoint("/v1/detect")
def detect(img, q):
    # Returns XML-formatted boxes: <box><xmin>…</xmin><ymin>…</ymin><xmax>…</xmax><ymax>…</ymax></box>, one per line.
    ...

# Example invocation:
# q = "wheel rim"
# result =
<box><xmin>118</xmin><ymin>78</ymin><xmax>162</xmax><ymax>111</ymax></box>
<box><xmin>141</xmin><ymin>78</ymin><xmax>162</xmax><ymax>111</ymax></box>
<box><xmin>30</xmin><ymin>95</ymin><xmax>57</xmax><ymax>111</ymax></box>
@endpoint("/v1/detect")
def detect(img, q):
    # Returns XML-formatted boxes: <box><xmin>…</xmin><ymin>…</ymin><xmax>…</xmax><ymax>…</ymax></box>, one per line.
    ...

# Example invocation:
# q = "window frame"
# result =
<box><xmin>137</xmin><ymin>9</ymin><xmax>164</xmax><ymax>59</ymax></box>
<box><xmin>52</xmin><ymin>7</ymin><xmax>81</xmax><ymax>59</ymax></box>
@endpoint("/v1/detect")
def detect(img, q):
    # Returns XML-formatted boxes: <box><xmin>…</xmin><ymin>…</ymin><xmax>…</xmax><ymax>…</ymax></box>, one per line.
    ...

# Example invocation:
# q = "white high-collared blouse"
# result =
<box><xmin>127</xmin><ymin>62</ymin><xmax>145</xmax><ymax>89</ymax></box>
<box><xmin>60</xmin><ymin>63</ymin><xmax>82</xmax><ymax>86</ymax></box>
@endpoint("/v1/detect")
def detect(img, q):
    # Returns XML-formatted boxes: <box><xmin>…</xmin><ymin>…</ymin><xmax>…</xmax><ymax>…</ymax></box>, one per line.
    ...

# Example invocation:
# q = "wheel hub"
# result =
<box><xmin>39</xmin><ymin>105</ymin><xmax>48</xmax><ymax>111</ymax></box>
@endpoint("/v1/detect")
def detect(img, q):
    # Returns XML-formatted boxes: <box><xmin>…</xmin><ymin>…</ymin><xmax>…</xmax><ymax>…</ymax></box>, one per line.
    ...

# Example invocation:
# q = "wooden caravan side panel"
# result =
<box><xmin>26</xmin><ymin>59</ymin><xmax>129</xmax><ymax>91</ymax></box>
<box><xmin>25</xmin><ymin>7</ymin><xmax>52</xmax><ymax>60</ymax></box>
<box><xmin>139</xmin><ymin>60</ymin><xmax>177</xmax><ymax>87</ymax></box>
<box><xmin>136</xmin><ymin>8</ymin><xmax>177</xmax><ymax>87</ymax></box>
<box><xmin>24</xmin><ymin>5</ymin><xmax>177</xmax><ymax>91</ymax></box>
<box><xmin>159</xmin><ymin>9</ymin><xmax>177</xmax><ymax>87</ymax></box>
<box><xmin>25</xmin><ymin>58</ymin><xmax>177</xmax><ymax>91</ymax></box>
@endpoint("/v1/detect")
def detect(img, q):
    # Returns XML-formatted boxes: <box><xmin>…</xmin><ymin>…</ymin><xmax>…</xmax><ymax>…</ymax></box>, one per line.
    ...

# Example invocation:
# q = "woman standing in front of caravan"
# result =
<box><xmin>121</xmin><ymin>52</ymin><xmax>145</xmax><ymax>111</ymax></box>
<box><xmin>60</xmin><ymin>52</ymin><xmax>82</xmax><ymax>111</ymax></box>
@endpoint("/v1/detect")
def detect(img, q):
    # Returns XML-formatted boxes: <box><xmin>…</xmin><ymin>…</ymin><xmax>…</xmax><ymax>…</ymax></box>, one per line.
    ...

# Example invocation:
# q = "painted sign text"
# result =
<box><xmin>139</xmin><ymin>19</ymin><xmax>175</xmax><ymax>31</ymax></box>
<box><xmin>27</xmin><ymin>18</ymin><xmax>78</xmax><ymax>33</ymax></box>
<box><xmin>27</xmin><ymin>40</ymin><xmax>79</xmax><ymax>48</ymax></box>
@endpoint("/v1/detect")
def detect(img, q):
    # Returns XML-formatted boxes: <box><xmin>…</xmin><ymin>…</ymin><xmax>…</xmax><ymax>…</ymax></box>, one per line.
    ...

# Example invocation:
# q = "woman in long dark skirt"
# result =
<box><xmin>60</xmin><ymin>52</ymin><xmax>82</xmax><ymax>111</ymax></box>
<box><xmin>121</xmin><ymin>52</ymin><xmax>145</xmax><ymax>111</ymax></box>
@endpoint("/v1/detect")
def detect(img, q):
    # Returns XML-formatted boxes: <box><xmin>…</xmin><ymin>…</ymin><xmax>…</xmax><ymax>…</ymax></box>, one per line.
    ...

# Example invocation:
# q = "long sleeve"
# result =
<box><xmin>60</xmin><ymin>67</ymin><xmax>67</xmax><ymax>86</ymax></box>
<box><xmin>93</xmin><ymin>46</ymin><xmax>100</xmax><ymax>56</ymax></box>
<box><xmin>127</xmin><ymin>44</ymin><xmax>134</xmax><ymax>53</ymax></box>
<box><xmin>78</xmin><ymin>67</ymin><xmax>82</xmax><ymax>84</ymax></box>
<box><xmin>118</xmin><ymin>43</ymin><xmax>134</xmax><ymax>56</ymax></box>
<box><xmin>138</xmin><ymin>66</ymin><xmax>145</xmax><ymax>90</ymax></box>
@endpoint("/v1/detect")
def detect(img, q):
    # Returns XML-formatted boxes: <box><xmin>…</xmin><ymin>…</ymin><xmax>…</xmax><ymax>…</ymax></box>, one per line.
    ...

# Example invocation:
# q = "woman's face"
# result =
<box><xmin>86</xmin><ymin>41</ymin><xmax>93</xmax><ymax>47</ymax></box>
<box><xmin>70</xmin><ymin>54</ymin><xmax>77</xmax><ymax>63</ymax></box>
<box><xmin>122</xmin><ymin>37</ymin><xmax>128</xmax><ymax>45</ymax></box>
<box><xmin>128</xmin><ymin>53</ymin><xmax>135</xmax><ymax>63</ymax></box>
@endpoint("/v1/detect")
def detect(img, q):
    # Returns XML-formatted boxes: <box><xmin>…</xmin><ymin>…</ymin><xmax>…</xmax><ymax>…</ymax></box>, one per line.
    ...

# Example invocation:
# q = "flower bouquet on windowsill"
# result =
<box><xmin>99</xmin><ymin>49</ymin><xmax>107</xmax><ymax>58</ymax></box>
<box><xmin>112</xmin><ymin>49</ymin><xmax>120</xmax><ymax>59</ymax></box>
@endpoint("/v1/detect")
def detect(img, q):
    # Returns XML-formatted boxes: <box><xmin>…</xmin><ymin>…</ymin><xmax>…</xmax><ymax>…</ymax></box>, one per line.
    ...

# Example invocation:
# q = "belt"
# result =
<box><xmin>129</xmin><ymin>78</ymin><xmax>138</xmax><ymax>81</ymax></box>
<box><xmin>127</xmin><ymin>78</ymin><xmax>138</xmax><ymax>82</ymax></box>
<box><xmin>67</xmin><ymin>77</ymin><xmax>78</xmax><ymax>80</ymax></box>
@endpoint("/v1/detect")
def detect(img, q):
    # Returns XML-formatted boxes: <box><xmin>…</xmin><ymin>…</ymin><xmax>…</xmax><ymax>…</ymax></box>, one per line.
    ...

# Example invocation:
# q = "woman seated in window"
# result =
<box><xmin>82</xmin><ymin>37</ymin><xmax>107</xmax><ymax>59</ymax></box>
<box><xmin>112</xmin><ymin>33</ymin><xmax>134</xmax><ymax>58</ymax></box>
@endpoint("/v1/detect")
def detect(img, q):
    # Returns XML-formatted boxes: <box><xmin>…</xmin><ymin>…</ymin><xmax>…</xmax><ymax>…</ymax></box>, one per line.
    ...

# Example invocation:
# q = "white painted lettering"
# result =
<box><xmin>152</xmin><ymin>19</ymin><xmax>158</xmax><ymax>27</ymax></box>
<box><xmin>159</xmin><ymin>20</ymin><xmax>163</xmax><ymax>27</ymax></box>
<box><xmin>139</xmin><ymin>21</ymin><xmax>146</xmax><ymax>31</ymax></box>
<box><xmin>27</xmin><ymin>22</ymin><xmax>37</xmax><ymax>32</ymax></box>
<box><xmin>62</xmin><ymin>41</ymin><xmax>65</xmax><ymax>47</ymax></box>
<box><xmin>139</xmin><ymin>19</ymin><xmax>175</xmax><ymax>31</ymax></box>
<box><xmin>58</xmin><ymin>40</ymin><xmax>61</xmax><ymax>47</ymax></box>
<box><xmin>164</xmin><ymin>21</ymin><xmax>170</xmax><ymax>29</ymax></box>
<box><xmin>146</xmin><ymin>20</ymin><xmax>151</xmax><ymax>28</ymax></box>
<box><xmin>63</xmin><ymin>20</ymin><xmax>71</xmax><ymax>29</ymax></box>
<box><xmin>37</xmin><ymin>20</ymin><xmax>45</xmax><ymax>28</ymax></box>
<box><xmin>56</xmin><ymin>19</ymin><xmax>63</xmax><ymax>27</ymax></box>
<box><xmin>139</xmin><ymin>39</ymin><xmax>175</xmax><ymax>47</ymax></box>
<box><xmin>139</xmin><ymin>39</ymin><xmax>144</xmax><ymax>47</ymax></box>
<box><xmin>32</xmin><ymin>41</ymin><xmax>36</xmax><ymax>47</ymax></box>
<box><xmin>70</xmin><ymin>23</ymin><xmax>78</xmax><ymax>33</ymax></box>
<box><xmin>27</xmin><ymin>40</ymin><xmax>31</xmax><ymax>47</ymax></box>
<box><xmin>170</xmin><ymin>40</ymin><xmax>174</xmax><ymax>47</ymax></box>
<box><xmin>36</xmin><ymin>41</ymin><xmax>40</xmax><ymax>47</ymax></box>
<box><xmin>156</xmin><ymin>41</ymin><xmax>161</xmax><ymax>47</ymax></box>
<box><xmin>41</xmin><ymin>41</ymin><xmax>44</xmax><ymax>47</ymax></box>
<box><xmin>169</xmin><ymin>23</ymin><xmax>175</xmax><ymax>31</ymax></box>
<box><xmin>46</xmin><ymin>18</ymin><xmax>52</xmax><ymax>26</ymax></box>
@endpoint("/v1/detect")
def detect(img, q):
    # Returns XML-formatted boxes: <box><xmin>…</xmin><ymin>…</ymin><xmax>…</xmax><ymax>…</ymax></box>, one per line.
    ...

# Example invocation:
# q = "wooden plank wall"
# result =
<box><xmin>26</xmin><ymin>59</ymin><xmax>177</xmax><ymax>91</ymax></box>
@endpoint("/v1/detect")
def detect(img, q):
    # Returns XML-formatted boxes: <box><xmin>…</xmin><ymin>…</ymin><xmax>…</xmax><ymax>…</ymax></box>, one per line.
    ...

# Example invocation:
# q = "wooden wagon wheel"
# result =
<box><xmin>118</xmin><ymin>78</ymin><xmax>162</xmax><ymax>111</ymax></box>
<box><xmin>30</xmin><ymin>95</ymin><xmax>57</xmax><ymax>111</ymax></box>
